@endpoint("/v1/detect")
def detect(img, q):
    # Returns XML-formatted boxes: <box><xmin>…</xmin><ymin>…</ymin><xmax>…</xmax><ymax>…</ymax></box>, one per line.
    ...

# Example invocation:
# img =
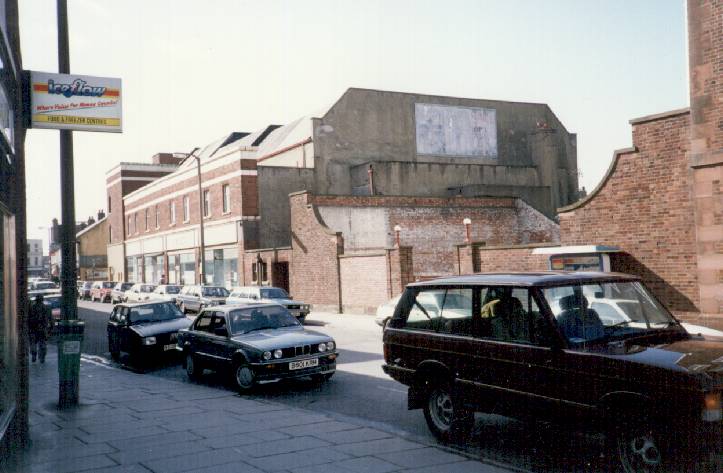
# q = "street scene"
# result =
<box><xmin>1</xmin><ymin>1</ymin><xmax>723</xmax><ymax>473</ymax></box>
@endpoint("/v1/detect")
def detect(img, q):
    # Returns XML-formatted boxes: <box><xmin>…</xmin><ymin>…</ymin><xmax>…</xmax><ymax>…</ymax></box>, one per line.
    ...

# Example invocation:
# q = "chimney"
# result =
<box><xmin>152</xmin><ymin>153</ymin><xmax>185</xmax><ymax>166</ymax></box>
<box><xmin>87</xmin><ymin>216</ymin><xmax>95</xmax><ymax>226</ymax></box>
<box><xmin>97</xmin><ymin>209</ymin><xmax>106</xmax><ymax>221</ymax></box>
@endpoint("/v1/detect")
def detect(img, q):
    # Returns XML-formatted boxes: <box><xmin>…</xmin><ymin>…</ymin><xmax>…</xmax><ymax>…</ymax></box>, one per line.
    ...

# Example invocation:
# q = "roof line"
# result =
<box><xmin>257</xmin><ymin>137</ymin><xmax>312</xmax><ymax>163</ymax></box>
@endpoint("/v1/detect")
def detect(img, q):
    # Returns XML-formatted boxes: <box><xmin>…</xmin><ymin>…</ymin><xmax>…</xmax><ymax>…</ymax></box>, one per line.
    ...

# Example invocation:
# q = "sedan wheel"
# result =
<box><xmin>616</xmin><ymin>427</ymin><xmax>665</xmax><ymax>473</ymax></box>
<box><xmin>234</xmin><ymin>364</ymin><xmax>255</xmax><ymax>392</ymax></box>
<box><xmin>423</xmin><ymin>383</ymin><xmax>473</xmax><ymax>443</ymax></box>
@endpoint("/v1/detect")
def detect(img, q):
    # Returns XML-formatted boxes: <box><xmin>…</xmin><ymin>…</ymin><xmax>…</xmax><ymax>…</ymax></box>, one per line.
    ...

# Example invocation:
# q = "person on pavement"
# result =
<box><xmin>28</xmin><ymin>294</ymin><xmax>53</xmax><ymax>363</ymax></box>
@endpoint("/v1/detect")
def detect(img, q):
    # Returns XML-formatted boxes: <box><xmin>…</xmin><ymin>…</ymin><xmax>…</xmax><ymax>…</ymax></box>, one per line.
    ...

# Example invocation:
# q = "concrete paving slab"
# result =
<box><xmin>332</xmin><ymin>456</ymin><xmax>403</xmax><ymax>473</ymax></box>
<box><xmin>375</xmin><ymin>447</ymin><xmax>469</xmax><ymax>468</ymax></box>
<box><xmin>109</xmin><ymin>440</ymin><xmax>211</xmax><ymax>465</ymax></box>
<box><xmin>198</xmin><ymin>429</ymin><xmax>289</xmax><ymax>449</ymax></box>
<box><xmin>280</xmin><ymin>420</ymin><xmax>359</xmax><ymax>436</ymax></box>
<box><xmin>140</xmin><ymin>447</ymin><xmax>246</xmax><ymax>473</ymax></box>
<box><xmin>73</xmin><ymin>424</ymin><xmax>169</xmax><ymax>443</ymax></box>
<box><xmin>234</xmin><ymin>435</ymin><xmax>331</xmax><ymax>457</ymax></box>
<box><xmin>399</xmin><ymin>460</ymin><xmax>512</xmax><ymax>473</ymax></box>
<box><xmin>108</xmin><ymin>430</ymin><xmax>203</xmax><ymax>451</ymax></box>
<box><xmin>333</xmin><ymin>437</ymin><xmax>426</xmax><ymax>457</ymax></box>
<box><xmin>243</xmin><ymin>446</ymin><xmax>352</xmax><ymax>471</ymax></box>
<box><xmin>22</xmin><ymin>453</ymin><xmax>118</xmax><ymax>473</ymax></box>
<box><xmin>312</xmin><ymin>427</ymin><xmax>393</xmax><ymax>444</ymax></box>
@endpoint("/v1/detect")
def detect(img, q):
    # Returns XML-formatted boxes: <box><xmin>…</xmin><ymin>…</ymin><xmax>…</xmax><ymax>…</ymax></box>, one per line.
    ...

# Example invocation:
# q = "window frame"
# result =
<box><xmin>155</xmin><ymin>205</ymin><xmax>160</xmax><ymax>229</ymax></box>
<box><xmin>203</xmin><ymin>189</ymin><xmax>210</xmax><ymax>218</ymax></box>
<box><xmin>169</xmin><ymin>200</ymin><xmax>176</xmax><ymax>225</ymax></box>
<box><xmin>222</xmin><ymin>184</ymin><xmax>230</xmax><ymax>214</ymax></box>
<box><xmin>183</xmin><ymin>195</ymin><xmax>190</xmax><ymax>223</ymax></box>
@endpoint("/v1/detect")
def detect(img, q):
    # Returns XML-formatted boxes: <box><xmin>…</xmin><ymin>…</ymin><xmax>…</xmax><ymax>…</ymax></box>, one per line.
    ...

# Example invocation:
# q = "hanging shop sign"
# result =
<box><xmin>29</xmin><ymin>71</ymin><xmax>122</xmax><ymax>133</ymax></box>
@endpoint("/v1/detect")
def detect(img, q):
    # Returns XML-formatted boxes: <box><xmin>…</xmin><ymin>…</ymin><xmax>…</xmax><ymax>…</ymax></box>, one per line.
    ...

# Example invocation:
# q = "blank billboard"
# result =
<box><xmin>415</xmin><ymin>103</ymin><xmax>497</xmax><ymax>158</ymax></box>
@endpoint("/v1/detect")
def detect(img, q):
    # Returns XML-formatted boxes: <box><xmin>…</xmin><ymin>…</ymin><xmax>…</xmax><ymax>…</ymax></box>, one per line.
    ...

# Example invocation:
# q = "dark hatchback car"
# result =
<box><xmin>177</xmin><ymin>304</ymin><xmax>337</xmax><ymax>392</ymax></box>
<box><xmin>382</xmin><ymin>272</ymin><xmax>722</xmax><ymax>472</ymax></box>
<box><xmin>107</xmin><ymin>301</ymin><xmax>191</xmax><ymax>364</ymax></box>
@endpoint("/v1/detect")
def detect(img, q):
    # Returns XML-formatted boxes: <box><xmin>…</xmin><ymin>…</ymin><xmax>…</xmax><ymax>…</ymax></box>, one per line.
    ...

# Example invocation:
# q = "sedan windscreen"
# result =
<box><xmin>35</xmin><ymin>282</ymin><xmax>57</xmax><ymax>290</ymax></box>
<box><xmin>260</xmin><ymin>288</ymin><xmax>289</xmax><ymax>299</ymax></box>
<box><xmin>202</xmin><ymin>287</ymin><xmax>229</xmax><ymax>297</ymax></box>
<box><xmin>229</xmin><ymin>306</ymin><xmax>299</xmax><ymax>334</ymax></box>
<box><xmin>129</xmin><ymin>303</ymin><xmax>184</xmax><ymax>324</ymax></box>
<box><xmin>140</xmin><ymin>285</ymin><xmax>156</xmax><ymax>293</ymax></box>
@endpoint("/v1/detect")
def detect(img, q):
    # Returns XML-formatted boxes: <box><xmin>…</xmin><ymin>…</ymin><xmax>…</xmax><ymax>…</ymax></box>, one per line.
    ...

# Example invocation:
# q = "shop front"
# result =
<box><xmin>203</xmin><ymin>247</ymin><xmax>238</xmax><ymax>288</ymax></box>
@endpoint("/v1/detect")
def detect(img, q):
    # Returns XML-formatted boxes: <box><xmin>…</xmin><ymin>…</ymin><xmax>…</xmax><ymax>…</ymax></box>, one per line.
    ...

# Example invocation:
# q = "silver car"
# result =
<box><xmin>227</xmin><ymin>286</ymin><xmax>310</xmax><ymax>323</ymax></box>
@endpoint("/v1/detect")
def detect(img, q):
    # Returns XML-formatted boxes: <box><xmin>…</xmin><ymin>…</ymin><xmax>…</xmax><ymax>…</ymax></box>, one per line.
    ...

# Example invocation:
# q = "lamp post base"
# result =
<box><xmin>56</xmin><ymin>319</ymin><xmax>84</xmax><ymax>408</ymax></box>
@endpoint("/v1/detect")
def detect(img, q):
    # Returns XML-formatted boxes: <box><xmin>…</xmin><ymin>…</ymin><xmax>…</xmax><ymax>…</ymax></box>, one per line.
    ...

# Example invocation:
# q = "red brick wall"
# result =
<box><xmin>558</xmin><ymin>111</ymin><xmax>699</xmax><ymax>313</ymax></box>
<box><xmin>388</xmin><ymin>246</ymin><xmax>413</xmax><ymax>297</ymax></box>
<box><xmin>468</xmin><ymin>245</ymin><xmax>550</xmax><ymax>274</ymax></box>
<box><xmin>289</xmin><ymin>192</ymin><xmax>343</xmax><ymax>311</ymax></box>
<box><xmin>339</xmin><ymin>254</ymin><xmax>389</xmax><ymax>313</ymax></box>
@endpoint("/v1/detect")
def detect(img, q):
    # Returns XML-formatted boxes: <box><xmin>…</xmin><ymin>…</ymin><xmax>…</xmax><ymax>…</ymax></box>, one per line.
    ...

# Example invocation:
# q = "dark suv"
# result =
<box><xmin>382</xmin><ymin>272</ymin><xmax>721</xmax><ymax>472</ymax></box>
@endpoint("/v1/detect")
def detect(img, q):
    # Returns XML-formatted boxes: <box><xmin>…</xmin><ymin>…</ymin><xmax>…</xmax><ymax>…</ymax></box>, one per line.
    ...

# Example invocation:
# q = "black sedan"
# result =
<box><xmin>107</xmin><ymin>301</ymin><xmax>191</xmax><ymax>364</ymax></box>
<box><xmin>177</xmin><ymin>303</ymin><xmax>337</xmax><ymax>391</ymax></box>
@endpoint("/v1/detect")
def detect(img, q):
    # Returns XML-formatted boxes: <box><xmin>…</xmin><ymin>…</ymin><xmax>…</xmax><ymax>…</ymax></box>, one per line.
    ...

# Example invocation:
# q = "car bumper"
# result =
<box><xmin>251</xmin><ymin>353</ymin><xmax>337</xmax><ymax>383</ymax></box>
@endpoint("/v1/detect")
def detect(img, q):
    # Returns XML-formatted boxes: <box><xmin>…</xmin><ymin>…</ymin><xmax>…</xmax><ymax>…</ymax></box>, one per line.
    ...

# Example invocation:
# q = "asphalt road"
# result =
<box><xmin>75</xmin><ymin>300</ymin><xmax>616</xmax><ymax>473</ymax></box>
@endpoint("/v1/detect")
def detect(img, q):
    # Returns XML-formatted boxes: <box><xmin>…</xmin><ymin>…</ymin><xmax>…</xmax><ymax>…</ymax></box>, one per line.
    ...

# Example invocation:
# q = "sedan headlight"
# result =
<box><xmin>327</xmin><ymin>341</ymin><xmax>335</xmax><ymax>351</ymax></box>
<box><xmin>703</xmin><ymin>391</ymin><xmax>721</xmax><ymax>422</ymax></box>
<box><xmin>263</xmin><ymin>351</ymin><xmax>272</xmax><ymax>360</ymax></box>
<box><xmin>318</xmin><ymin>343</ymin><xmax>327</xmax><ymax>352</ymax></box>
<box><xmin>143</xmin><ymin>337</ymin><xmax>156</xmax><ymax>346</ymax></box>
<box><xmin>274</xmin><ymin>349</ymin><xmax>283</xmax><ymax>359</ymax></box>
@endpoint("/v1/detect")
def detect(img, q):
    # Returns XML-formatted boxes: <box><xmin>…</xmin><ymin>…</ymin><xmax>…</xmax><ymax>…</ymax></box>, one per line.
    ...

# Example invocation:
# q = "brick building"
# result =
<box><xmin>456</xmin><ymin>0</ymin><xmax>723</xmax><ymax>325</ymax></box>
<box><xmin>76</xmin><ymin>213</ymin><xmax>109</xmax><ymax>281</ymax></box>
<box><xmin>106</xmin><ymin>89</ymin><xmax>578</xmax><ymax>309</ymax></box>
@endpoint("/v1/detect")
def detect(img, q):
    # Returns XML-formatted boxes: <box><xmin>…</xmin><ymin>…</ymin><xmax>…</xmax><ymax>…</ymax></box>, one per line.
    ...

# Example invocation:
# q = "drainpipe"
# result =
<box><xmin>367</xmin><ymin>164</ymin><xmax>374</xmax><ymax>196</ymax></box>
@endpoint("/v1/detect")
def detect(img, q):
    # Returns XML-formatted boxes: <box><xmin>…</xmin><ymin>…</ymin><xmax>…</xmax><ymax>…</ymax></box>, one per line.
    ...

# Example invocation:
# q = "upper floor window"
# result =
<box><xmin>203</xmin><ymin>190</ymin><xmax>210</xmax><ymax>217</ymax></box>
<box><xmin>145</xmin><ymin>208</ymin><xmax>150</xmax><ymax>231</ymax></box>
<box><xmin>222</xmin><ymin>184</ymin><xmax>230</xmax><ymax>214</ymax></box>
<box><xmin>183</xmin><ymin>196</ymin><xmax>190</xmax><ymax>222</ymax></box>
<box><xmin>108</xmin><ymin>195</ymin><xmax>111</xmax><ymax>214</ymax></box>
<box><xmin>170</xmin><ymin>201</ymin><xmax>176</xmax><ymax>225</ymax></box>
<box><xmin>155</xmin><ymin>205</ymin><xmax>160</xmax><ymax>229</ymax></box>
<box><xmin>128</xmin><ymin>216</ymin><xmax>132</xmax><ymax>235</ymax></box>
<box><xmin>134</xmin><ymin>213</ymin><xmax>138</xmax><ymax>234</ymax></box>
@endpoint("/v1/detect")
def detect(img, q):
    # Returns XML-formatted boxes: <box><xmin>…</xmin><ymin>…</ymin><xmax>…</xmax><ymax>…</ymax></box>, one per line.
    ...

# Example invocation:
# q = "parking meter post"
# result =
<box><xmin>56</xmin><ymin>0</ymin><xmax>84</xmax><ymax>408</ymax></box>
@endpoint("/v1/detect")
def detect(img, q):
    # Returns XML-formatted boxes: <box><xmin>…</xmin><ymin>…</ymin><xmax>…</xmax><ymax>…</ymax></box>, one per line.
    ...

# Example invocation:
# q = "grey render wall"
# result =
<box><xmin>311</xmin><ymin>88</ymin><xmax>578</xmax><ymax>217</ymax></box>
<box><xmin>257</xmin><ymin>167</ymin><xmax>315</xmax><ymax>248</ymax></box>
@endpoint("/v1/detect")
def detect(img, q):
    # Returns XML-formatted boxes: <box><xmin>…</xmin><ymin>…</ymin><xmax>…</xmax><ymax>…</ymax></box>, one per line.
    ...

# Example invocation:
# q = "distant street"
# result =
<box><xmin>76</xmin><ymin>300</ymin><xmax>610</xmax><ymax>473</ymax></box>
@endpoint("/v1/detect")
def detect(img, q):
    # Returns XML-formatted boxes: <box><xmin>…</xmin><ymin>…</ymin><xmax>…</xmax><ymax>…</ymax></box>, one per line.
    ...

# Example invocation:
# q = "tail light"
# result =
<box><xmin>703</xmin><ymin>391</ymin><xmax>721</xmax><ymax>422</ymax></box>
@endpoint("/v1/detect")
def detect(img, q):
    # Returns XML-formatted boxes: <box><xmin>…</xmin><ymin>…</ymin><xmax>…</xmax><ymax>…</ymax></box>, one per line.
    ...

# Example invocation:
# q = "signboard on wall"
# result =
<box><xmin>415</xmin><ymin>103</ymin><xmax>497</xmax><ymax>157</ymax></box>
<box><xmin>29</xmin><ymin>71</ymin><xmax>122</xmax><ymax>133</ymax></box>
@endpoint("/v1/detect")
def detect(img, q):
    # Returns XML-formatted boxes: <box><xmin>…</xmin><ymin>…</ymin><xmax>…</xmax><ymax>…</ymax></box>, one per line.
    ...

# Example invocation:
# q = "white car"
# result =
<box><xmin>123</xmin><ymin>283</ymin><xmax>157</xmax><ymax>303</ymax></box>
<box><xmin>375</xmin><ymin>294</ymin><xmax>401</xmax><ymax>327</ymax></box>
<box><xmin>151</xmin><ymin>284</ymin><xmax>182</xmax><ymax>303</ymax></box>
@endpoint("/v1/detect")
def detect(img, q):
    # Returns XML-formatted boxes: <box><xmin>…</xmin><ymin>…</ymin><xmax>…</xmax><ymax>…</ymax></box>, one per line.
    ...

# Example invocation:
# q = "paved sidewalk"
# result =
<box><xmin>5</xmin><ymin>345</ymin><xmax>511</xmax><ymax>473</ymax></box>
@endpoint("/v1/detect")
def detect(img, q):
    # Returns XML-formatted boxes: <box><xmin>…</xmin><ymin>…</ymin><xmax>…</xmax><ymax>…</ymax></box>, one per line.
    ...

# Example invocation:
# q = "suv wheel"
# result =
<box><xmin>423</xmin><ymin>383</ymin><xmax>473</xmax><ymax>443</ymax></box>
<box><xmin>616</xmin><ymin>426</ymin><xmax>665</xmax><ymax>473</ymax></box>
<box><xmin>233</xmin><ymin>363</ymin><xmax>255</xmax><ymax>392</ymax></box>
<box><xmin>185</xmin><ymin>353</ymin><xmax>202</xmax><ymax>380</ymax></box>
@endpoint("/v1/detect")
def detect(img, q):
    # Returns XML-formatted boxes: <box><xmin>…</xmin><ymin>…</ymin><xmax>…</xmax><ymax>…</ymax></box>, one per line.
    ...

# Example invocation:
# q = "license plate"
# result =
<box><xmin>289</xmin><ymin>358</ymin><xmax>319</xmax><ymax>370</ymax></box>
<box><xmin>163</xmin><ymin>344</ymin><xmax>176</xmax><ymax>351</ymax></box>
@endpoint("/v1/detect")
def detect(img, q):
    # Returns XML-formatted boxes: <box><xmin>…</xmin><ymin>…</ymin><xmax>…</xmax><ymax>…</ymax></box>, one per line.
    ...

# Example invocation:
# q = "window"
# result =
<box><xmin>109</xmin><ymin>226</ymin><xmax>113</xmax><ymax>243</ymax></box>
<box><xmin>155</xmin><ymin>205</ymin><xmax>160</xmax><ymax>228</ymax></box>
<box><xmin>144</xmin><ymin>208</ymin><xmax>149</xmax><ymax>231</ymax></box>
<box><xmin>183</xmin><ymin>196</ymin><xmax>190</xmax><ymax>222</ymax></box>
<box><xmin>133</xmin><ymin>213</ymin><xmax>138</xmax><ymax>234</ymax></box>
<box><xmin>403</xmin><ymin>289</ymin><xmax>445</xmax><ymax>331</ymax></box>
<box><xmin>194</xmin><ymin>313</ymin><xmax>213</xmax><ymax>332</ymax></box>
<box><xmin>203</xmin><ymin>190</ymin><xmax>210</xmax><ymax>217</ymax></box>
<box><xmin>170</xmin><ymin>201</ymin><xmax>176</xmax><ymax>225</ymax></box>
<box><xmin>252</xmin><ymin>260</ymin><xmax>267</xmax><ymax>283</ymax></box>
<box><xmin>108</xmin><ymin>196</ymin><xmax>111</xmax><ymax>214</ymax></box>
<box><xmin>127</xmin><ymin>216</ymin><xmax>132</xmax><ymax>235</ymax></box>
<box><xmin>480</xmin><ymin>287</ymin><xmax>543</xmax><ymax>344</ymax></box>
<box><xmin>438</xmin><ymin>288</ymin><xmax>475</xmax><ymax>335</ymax></box>
<box><xmin>222</xmin><ymin>184</ymin><xmax>230</xmax><ymax>213</ymax></box>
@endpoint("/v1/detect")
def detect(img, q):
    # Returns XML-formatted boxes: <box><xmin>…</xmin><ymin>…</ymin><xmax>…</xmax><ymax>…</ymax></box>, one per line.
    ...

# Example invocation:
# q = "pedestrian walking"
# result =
<box><xmin>28</xmin><ymin>294</ymin><xmax>52</xmax><ymax>363</ymax></box>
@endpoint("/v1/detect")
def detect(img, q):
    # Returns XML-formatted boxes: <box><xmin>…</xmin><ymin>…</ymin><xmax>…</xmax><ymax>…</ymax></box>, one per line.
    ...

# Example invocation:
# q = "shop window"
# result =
<box><xmin>252</xmin><ymin>259</ymin><xmax>268</xmax><ymax>284</ymax></box>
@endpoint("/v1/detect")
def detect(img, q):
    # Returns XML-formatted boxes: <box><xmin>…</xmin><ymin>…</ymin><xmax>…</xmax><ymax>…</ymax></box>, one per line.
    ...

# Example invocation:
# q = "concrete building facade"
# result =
<box><xmin>26</xmin><ymin>239</ymin><xmax>43</xmax><ymax>277</ymax></box>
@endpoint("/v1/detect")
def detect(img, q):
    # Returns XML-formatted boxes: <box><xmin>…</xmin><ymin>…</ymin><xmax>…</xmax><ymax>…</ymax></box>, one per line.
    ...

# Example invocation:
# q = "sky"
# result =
<box><xmin>19</xmin><ymin>0</ymin><xmax>689</xmax><ymax>253</ymax></box>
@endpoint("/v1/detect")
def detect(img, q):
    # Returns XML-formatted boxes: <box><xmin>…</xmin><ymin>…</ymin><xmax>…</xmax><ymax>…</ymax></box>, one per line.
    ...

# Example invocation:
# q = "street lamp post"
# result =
<box><xmin>188</xmin><ymin>147</ymin><xmax>206</xmax><ymax>284</ymax></box>
<box><xmin>56</xmin><ymin>0</ymin><xmax>84</xmax><ymax>408</ymax></box>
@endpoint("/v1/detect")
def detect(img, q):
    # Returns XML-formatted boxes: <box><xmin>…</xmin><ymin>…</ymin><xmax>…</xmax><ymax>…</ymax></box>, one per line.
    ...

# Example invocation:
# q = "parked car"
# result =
<box><xmin>107</xmin><ymin>301</ymin><xmax>191</xmax><ymax>363</ymax></box>
<box><xmin>150</xmin><ymin>284</ymin><xmax>182</xmax><ymax>303</ymax></box>
<box><xmin>90</xmin><ymin>281</ymin><xmax>115</xmax><ymax>303</ymax></box>
<box><xmin>124</xmin><ymin>283</ymin><xmax>157</xmax><ymax>303</ymax></box>
<box><xmin>382</xmin><ymin>272</ymin><xmax>722</xmax><ymax>472</ymax></box>
<box><xmin>78</xmin><ymin>281</ymin><xmax>93</xmax><ymax>300</ymax></box>
<box><xmin>176</xmin><ymin>285</ymin><xmax>229</xmax><ymax>314</ymax></box>
<box><xmin>227</xmin><ymin>286</ymin><xmax>310</xmax><ymax>323</ymax></box>
<box><xmin>375</xmin><ymin>294</ymin><xmax>402</xmax><ymax>328</ymax></box>
<box><xmin>111</xmin><ymin>282</ymin><xmax>134</xmax><ymax>304</ymax></box>
<box><xmin>29</xmin><ymin>280</ymin><xmax>57</xmax><ymax>291</ymax></box>
<box><xmin>177</xmin><ymin>303</ymin><xmax>337</xmax><ymax>392</ymax></box>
